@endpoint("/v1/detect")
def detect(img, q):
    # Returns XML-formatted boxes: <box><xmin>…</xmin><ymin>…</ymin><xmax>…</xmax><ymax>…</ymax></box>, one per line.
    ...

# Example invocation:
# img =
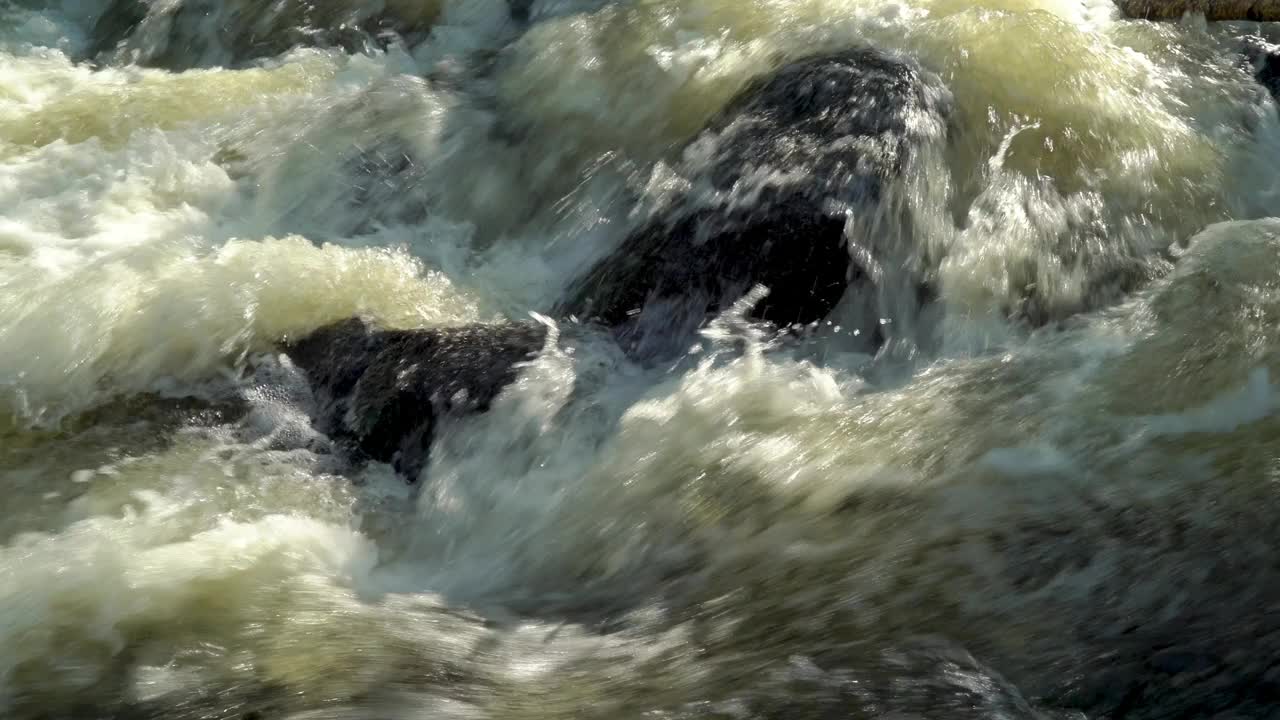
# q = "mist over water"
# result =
<box><xmin>3</xmin><ymin>1</ymin><xmax>1280</xmax><ymax>718</ymax></box>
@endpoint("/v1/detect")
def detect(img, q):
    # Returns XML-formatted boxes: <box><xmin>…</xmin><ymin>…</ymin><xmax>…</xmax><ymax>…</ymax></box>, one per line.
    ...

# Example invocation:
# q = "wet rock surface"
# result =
<box><xmin>556</xmin><ymin>48</ymin><xmax>949</xmax><ymax>360</ymax></box>
<box><xmin>85</xmin><ymin>0</ymin><xmax>148</xmax><ymax>61</ymax></box>
<box><xmin>1256</xmin><ymin>46</ymin><xmax>1280</xmax><ymax>101</ymax></box>
<box><xmin>283</xmin><ymin>317</ymin><xmax>546</xmax><ymax>481</ymax></box>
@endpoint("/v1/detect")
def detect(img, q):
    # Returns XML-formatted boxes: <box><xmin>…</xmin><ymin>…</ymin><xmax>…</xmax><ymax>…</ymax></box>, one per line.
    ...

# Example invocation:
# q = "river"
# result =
<box><xmin>2</xmin><ymin>1</ymin><xmax>1280</xmax><ymax>718</ymax></box>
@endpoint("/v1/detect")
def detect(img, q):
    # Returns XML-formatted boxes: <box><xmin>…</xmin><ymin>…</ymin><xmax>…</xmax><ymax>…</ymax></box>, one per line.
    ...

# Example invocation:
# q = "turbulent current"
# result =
<box><xmin>3</xmin><ymin>0</ymin><xmax>1280</xmax><ymax>718</ymax></box>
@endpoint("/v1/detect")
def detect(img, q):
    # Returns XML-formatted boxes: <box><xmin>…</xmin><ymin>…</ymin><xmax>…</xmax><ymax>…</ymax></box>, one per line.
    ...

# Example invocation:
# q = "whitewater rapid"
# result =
<box><xmin>3</xmin><ymin>1</ymin><xmax>1280</xmax><ymax>718</ymax></box>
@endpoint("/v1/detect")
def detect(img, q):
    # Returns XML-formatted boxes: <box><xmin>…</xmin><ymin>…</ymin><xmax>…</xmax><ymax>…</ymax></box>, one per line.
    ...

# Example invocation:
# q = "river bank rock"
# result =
<box><xmin>83</xmin><ymin>0</ymin><xmax>588</xmax><ymax>70</ymax></box>
<box><xmin>87</xmin><ymin>0</ymin><xmax>446</xmax><ymax>69</ymax></box>
<box><xmin>284</xmin><ymin>318</ymin><xmax>546</xmax><ymax>481</ymax></box>
<box><xmin>556</xmin><ymin>48</ymin><xmax>949</xmax><ymax>360</ymax></box>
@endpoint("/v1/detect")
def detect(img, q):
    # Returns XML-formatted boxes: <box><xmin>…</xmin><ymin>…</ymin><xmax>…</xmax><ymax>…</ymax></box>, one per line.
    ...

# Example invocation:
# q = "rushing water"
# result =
<box><xmin>3</xmin><ymin>1</ymin><xmax>1280</xmax><ymax>718</ymax></box>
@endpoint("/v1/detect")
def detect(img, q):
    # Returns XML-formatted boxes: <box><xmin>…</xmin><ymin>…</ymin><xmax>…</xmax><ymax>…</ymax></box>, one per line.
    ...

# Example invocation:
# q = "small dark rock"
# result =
<box><xmin>1258</xmin><ymin>50</ymin><xmax>1280</xmax><ymax>101</ymax></box>
<box><xmin>1243</xmin><ymin>37</ymin><xmax>1280</xmax><ymax>102</ymax></box>
<box><xmin>284</xmin><ymin>318</ymin><xmax>547</xmax><ymax>482</ymax></box>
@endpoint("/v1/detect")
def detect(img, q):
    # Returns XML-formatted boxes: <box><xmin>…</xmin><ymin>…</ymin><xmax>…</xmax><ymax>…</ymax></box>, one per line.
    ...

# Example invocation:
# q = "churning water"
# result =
<box><xmin>3</xmin><ymin>1</ymin><xmax>1280</xmax><ymax>718</ymax></box>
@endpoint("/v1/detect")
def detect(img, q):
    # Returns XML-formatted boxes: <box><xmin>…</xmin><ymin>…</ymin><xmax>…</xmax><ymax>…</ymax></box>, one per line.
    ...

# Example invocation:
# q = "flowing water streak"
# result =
<box><xmin>2</xmin><ymin>0</ymin><xmax>1280</xmax><ymax>718</ymax></box>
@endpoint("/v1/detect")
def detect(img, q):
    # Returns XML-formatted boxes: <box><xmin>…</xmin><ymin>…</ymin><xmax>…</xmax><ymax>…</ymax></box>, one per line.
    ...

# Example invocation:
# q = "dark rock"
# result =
<box><xmin>1257</xmin><ymin>49</ymin><xmax>1280</xmax><ymax>101</ymax></box>
<box><xmin>86</xmin><ymin>0</ymin><xmax>148</xmax><ymax>60</ymax></box>
<box><xmin>284</xmin><ymin>318</ymin><xmax>546</xmax><ymax>482</ymax></box>
<box><xmin>1241</xmin><ymin>36</ymin><xmax>1280</xmax><ymax>102</ymax></box>
<box><xmin>556</xmin><ymin>48</ymin><xmax>949</xmax><ymax>360</ymax></box>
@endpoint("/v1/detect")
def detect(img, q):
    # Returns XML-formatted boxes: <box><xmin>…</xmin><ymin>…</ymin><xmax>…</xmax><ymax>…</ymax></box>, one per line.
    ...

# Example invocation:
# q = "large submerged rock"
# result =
<box><xmin>557</xmin><ymin>48</ymin><xmax>949</xmax><ymax>359</ymax></box>
<box><xmin>284</xmin><ymin>318</ymin><xmax>546</xmax><ymax>482</ymax></box>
